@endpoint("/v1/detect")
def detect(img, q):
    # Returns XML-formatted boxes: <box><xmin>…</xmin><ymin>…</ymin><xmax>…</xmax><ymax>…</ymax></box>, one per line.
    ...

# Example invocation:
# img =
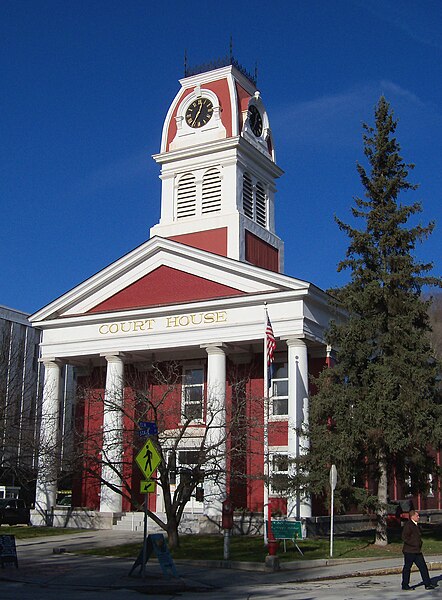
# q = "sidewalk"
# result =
<box><xmin>1</xmin><ymin>530</ymin><xmax>441</xmax><ymax>595</ymax></box>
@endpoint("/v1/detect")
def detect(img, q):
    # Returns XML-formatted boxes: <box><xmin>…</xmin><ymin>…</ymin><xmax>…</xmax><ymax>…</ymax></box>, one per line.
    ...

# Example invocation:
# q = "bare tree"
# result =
<box><xmin>70</xmin><ymin>360</ymin><xmax>265</xmax><ymax>548</ymax></box>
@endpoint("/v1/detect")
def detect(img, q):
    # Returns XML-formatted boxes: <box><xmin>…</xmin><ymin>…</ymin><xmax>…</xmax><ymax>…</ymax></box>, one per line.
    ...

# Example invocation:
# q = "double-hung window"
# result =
<box><xmin>271</xmin><ymin>363</ymin><xmax>288</xmax><ymax>417</ymax></box>
<box><xmin>270</xmin><ymin>452</ymin><xmax>289</xmax><ymax>494</ymax></box>
<box><xmin>182</xmin><ymin>367</ymin><xmax>204</xmax><ymax>421</ymax></box>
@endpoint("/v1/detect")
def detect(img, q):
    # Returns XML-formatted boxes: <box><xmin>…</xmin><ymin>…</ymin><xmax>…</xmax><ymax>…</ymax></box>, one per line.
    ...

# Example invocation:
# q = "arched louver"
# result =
<box><xmin>176</xmin><ymin>173</ymin><xmax>197</xmax><ymax>219</ymax></box>
<box><xmin>255</xmin><ymin>182</ymin><xmax>267</xmax><ymax>227</ymax></box>
<box><xmin>242</xmin><ymin>173</ymin><xmax>254</xmax><ymax>219</ymax></box>
<box><xmin>202</xmin><ymin>168</ymin><xmax>222</xmax><ymax>214</ymax></box>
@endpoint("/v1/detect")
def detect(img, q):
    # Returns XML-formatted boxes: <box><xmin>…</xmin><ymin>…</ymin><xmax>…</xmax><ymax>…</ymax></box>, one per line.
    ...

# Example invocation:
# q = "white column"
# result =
<box><xmin>100</xmin><ymin>354</ymin><xmax>124</xmax><ymax>513</ymax></box>
<box><xmin>203</xmin><ymin>344</ymin><xmax>226</xmax><ymax>519</ymax></box>
<box><xmin>35</xmin><ymin>359</ymin><xmax>62</xmax><ymax>517</ymax></box>
<box><xmin>287</xmin><ymin>338</ymin><xmax>311</xmax><ymax>518</ymax></box>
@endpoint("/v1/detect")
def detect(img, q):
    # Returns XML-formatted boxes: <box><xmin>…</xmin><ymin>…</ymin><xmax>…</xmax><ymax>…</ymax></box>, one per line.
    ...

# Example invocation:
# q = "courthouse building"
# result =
<box><xmin>30</xmin><ymin>60</ymin><xmax>339</xmax><ymax>526</ymax></box>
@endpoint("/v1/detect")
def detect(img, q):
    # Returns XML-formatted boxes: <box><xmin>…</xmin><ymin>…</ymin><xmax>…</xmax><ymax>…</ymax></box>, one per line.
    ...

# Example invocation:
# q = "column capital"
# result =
<box><xmin>201</xmin><ymin>343</ymin><xmax>226</xmax><ymax>355</ymax></box>
<box><xmin>284</xmin><ymin>337</ymin><xmax>307</xmax><ymax>349</ymax></box>
<box><xmin>39</xmin><ymin>357</ymin><xmax>63</xmax><ymax>369</ymax></box>
<box><xmin>100</xmin><ymin>352</ymin><xmax>125</xmax><ymax>364</ymax></box>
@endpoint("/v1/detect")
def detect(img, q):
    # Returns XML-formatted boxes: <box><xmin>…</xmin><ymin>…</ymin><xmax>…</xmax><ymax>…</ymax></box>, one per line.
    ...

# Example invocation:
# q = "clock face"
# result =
<box><xmin>185</xmin><ymin>98</ymin><xmax>214</xmax><ymax>128</ymax></box>
<box><xmin>248</xmin><ymin>105</ymin><xmax>263</xmax><ymax>137</ymax></box>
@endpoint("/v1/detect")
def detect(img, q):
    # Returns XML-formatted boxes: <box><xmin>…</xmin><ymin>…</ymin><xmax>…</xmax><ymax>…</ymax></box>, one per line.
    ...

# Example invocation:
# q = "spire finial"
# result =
<box><xmin>184</xmin><ymin>49</ymin><xmax>188</xmax><ymax>76</ymax></box>
<box><xmin>229</xmin><ymin>35</ymin><xmax>233</xmax><ymax>61</ymax></box>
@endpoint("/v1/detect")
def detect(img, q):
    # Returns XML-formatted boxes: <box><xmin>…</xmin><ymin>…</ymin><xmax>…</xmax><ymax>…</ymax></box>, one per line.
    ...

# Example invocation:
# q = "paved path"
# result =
<box><xmin>0</xmin><ymin>530</ymin><xmax>440</xmax><ymax>599</ymax></box>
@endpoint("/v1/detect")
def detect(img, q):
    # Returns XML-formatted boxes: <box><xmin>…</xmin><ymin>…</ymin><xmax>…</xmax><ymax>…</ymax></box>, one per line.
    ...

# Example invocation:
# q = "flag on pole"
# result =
<box><xmin>266</xmin><ymin>314</ymin><xmax>276</xmax><ymax>387</ymax></box>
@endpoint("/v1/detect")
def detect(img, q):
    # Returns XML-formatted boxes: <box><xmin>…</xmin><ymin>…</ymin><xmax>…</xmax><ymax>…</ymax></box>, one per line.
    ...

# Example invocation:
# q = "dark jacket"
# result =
<box><xmin>402</xmin><ymin>519</ymin><xmax>423</xmax><ymax>554</ymax></box>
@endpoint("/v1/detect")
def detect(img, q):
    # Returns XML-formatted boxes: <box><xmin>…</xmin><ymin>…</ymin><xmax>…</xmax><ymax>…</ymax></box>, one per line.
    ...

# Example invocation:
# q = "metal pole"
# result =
<box><xmin>142</xmin><ymin>494</ymin><xmax>148</xmax><ymax>578</ymax></box>
<box><xmin>223</xmin><ymin>529</ymin><xmax>230</xmax><ymax>560</ymax></box>
<box><xmin>330</xmin><ymin>485</ymin><xmax>334</xmax><ymax>557</ymax></box>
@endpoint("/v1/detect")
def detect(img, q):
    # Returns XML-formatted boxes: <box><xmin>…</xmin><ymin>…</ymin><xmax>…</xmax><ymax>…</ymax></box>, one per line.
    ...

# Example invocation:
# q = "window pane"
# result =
<box><xmin>179</xmin><ymin>450</ymin><xmax>200</xmax><ymax>465</ymax></box>
<box><xmin>273</xmin><ymin>363</ymin><xmax>287</xmax><ymax>378</ymax></box>
<box><xmin>185</xmin><ymin>386</ymin><xmax>203</xmax><ymax>403</ymax></box>
<box><xmin>273</xmin><ymin>380</ymin><xmax>288</xmax><ymax>397</ymax></box>
<box><xmin>184</xmin><ymin>403</ymin><xmax>202</xmax><ymax>420</ymax></box>
<box><xmin>185</xmin><ymin>368</ymin><xmax>204</xmax><ymax>385</ymax></box>
<box><xmin>273</xmin><ymin>398</ymin><xmax>288</xmax><ymax>416</ymax></box>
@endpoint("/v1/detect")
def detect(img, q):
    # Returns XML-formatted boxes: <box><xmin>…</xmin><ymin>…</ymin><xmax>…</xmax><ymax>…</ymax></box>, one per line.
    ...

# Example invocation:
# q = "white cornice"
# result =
<box><xmin>29</xmin><ymin>236</ymin><xmax>321</xmax><ymax>324</ymax></box>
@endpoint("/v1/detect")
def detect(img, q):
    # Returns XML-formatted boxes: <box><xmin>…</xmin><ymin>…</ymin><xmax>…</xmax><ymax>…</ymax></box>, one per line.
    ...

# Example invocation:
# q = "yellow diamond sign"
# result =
<box><xmin>135</xmin><ymin>438</ymin><xmax>161</xmax><ymax>479</ymax></box>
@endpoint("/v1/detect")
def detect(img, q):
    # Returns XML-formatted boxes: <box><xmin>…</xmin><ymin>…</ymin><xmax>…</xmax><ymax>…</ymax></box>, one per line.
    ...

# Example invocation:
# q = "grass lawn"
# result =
<box><xmin>76</xmin><ymin>525</ymin><xmax>442</xmax><ymax>563</ymax></box>
<box><xmin>0</xmin><ymin>525</ymin><xmax>89</xmax><ymax>539</ymax></box>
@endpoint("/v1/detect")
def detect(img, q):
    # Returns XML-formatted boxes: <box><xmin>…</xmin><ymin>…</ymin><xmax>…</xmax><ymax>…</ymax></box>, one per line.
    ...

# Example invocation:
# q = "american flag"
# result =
<box><xmin>266</xmin><ymin>314</ymin><xmax>276</xmax><ymax>368</ymax></box>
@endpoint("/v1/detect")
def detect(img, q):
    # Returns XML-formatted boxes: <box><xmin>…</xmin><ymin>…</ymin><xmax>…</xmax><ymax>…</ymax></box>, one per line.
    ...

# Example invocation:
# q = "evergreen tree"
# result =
<box><xmin>299</xmin><ymin>97</ymin><xmax>442</xmax><ymax>545</ymax></box>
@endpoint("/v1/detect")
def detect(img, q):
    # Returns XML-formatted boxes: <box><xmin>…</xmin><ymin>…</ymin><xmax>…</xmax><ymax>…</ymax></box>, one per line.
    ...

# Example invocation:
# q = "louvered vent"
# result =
<box><xmin>202</xmin><ymin>168</ymin><xmax>222</xmax><ymax>214</ymax></box>
<box><xmin>256</xmin><ymin>182</ymin><xmax>267</xmax><ymax>227</ymax></box>
<box><xmin>243</xmin><ymin>173</ymin><xmax>253</xmax><ymax>219</ymax></box>
<box><xmin>176</xmin><ymin>174</ymin><xmax>197</xmax><ymax>219</ymax></box>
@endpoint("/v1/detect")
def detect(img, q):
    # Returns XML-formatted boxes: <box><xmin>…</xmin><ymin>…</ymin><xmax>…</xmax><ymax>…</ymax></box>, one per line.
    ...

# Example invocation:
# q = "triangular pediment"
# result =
<box><xmin>30</xmin><ymin>237</ymin><xmax>311</xmax><ymax>322</ymax></box>
<box><xmin>87</xmin><ymin>265</ymin><xmax>245</xmax><ymax>313</ymax></box>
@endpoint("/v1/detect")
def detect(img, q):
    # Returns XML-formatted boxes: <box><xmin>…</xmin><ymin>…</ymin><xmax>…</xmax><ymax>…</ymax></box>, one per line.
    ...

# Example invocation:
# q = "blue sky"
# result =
<box><xmin>1</xmin><ymin>0</ymin><xmax>441</xmax><ymax>314</ymax></box>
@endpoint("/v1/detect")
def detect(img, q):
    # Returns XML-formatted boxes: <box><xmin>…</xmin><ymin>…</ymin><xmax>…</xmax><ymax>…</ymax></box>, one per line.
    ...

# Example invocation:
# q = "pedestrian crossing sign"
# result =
<box><xmin>135</xmin><ymin>438</ymin><xmax>161</xmax><ymax>478</ymax></box>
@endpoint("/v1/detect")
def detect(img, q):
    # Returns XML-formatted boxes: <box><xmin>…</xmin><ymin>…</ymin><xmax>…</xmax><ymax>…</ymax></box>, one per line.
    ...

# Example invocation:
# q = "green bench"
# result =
<box><xmin>270</xmin><ymin>520</ymin><xmax>303</xmax><ymax>554</ymax></box>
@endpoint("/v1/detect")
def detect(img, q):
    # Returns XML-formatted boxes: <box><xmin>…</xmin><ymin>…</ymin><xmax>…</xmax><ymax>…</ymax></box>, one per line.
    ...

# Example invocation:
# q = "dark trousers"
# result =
<box><xmin>402</xmin><ymin>552</ymin><xmax>431</xmax><ymax>588</ymax></box>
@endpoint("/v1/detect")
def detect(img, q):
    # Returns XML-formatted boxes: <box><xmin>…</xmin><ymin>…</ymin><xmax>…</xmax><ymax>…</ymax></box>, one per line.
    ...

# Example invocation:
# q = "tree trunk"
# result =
<box><xmin>166</xmin><ymin>516</ymin><xmax>180</xmax><ymax>549</ymax></box>
<box><xmin>375</xmin><ymin>451</ymin><xmax>388</xmax><ymax>546</ymax></box>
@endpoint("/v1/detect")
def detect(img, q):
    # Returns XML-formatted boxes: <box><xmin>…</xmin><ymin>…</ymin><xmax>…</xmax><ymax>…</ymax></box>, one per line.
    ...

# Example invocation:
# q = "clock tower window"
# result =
<box><xmin>242</xmin><ymin>173</ymin><xmax>254</xmax><ymax>219</ymax></box>
<box><xmin>176</xmin><ymin>173</ymin><xmax>197</xmax><ymax>219</ymax></box>
<box><xmin>242</xmin><ymin>173</ymin><xmax>268</xmax><ymax>228</ymax></box>
<box><xmin>255</xmin><ymin>182</ymin><xmax>267</xmax><ymax>227</ymax></box>
<box><xmin>201</xmin><ymin>168</ymin><xmax>222</xmax><ymax>215</ymax></box>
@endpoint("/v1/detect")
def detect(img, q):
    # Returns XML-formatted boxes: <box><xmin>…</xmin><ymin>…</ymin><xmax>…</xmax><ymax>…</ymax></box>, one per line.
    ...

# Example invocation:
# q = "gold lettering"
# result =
<box><xmin>109</xmin><ymin>323</ymin><xmax>119</xmax><ymax>334</ymax></box>
<box><xmin>132</xmin><ymin>320</ymin><xmax>146</xmax><ymax>331</ymax></box>
<box><xmin>120</xmin><ymin>322</ymin><xmax>131</xmax><ymax>333</ymax></box>
<box><xmin>99</xmin><ymin>324</ymin><xmax>109</xmax><ymax>335</ymax></box>
<box><xmin>166</xmin><ymin>316</ymin><xmax>179</xmax><ymax>328</ymax></box>
<box><xmin>216</xmin><ymin>311</ymin><xmax>227</xmax><ymax>323</ymax></box>
<box><xmin>204</xmin><ymin>312</ymin><xmax>215</xmax><ymax>323</ymax></box>
<box><xmin>179</xmin><ymin>315</ymin><xmax>190</xmax><ymax>327</ymax></box>
<box><xmin>190</xmin><ymin>313</ymin><xmax>203</xmax><ymax>325</ymax></box>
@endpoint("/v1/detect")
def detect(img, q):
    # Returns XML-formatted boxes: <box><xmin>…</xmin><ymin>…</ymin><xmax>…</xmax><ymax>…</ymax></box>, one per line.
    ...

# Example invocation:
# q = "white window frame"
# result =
<box><xmin>270</xmin><ymin>362</ymin><xmax>288</xmax><ymax>419</ymax></box>
<box><xmin>181</xmin><ymin>365</ymin><xmax>204</xmax><ymax>423</ymax></box>
<box><xmin>269</xmin><ymin>450</ymin><xmax>289</xmax><ymax>496</ymax></box>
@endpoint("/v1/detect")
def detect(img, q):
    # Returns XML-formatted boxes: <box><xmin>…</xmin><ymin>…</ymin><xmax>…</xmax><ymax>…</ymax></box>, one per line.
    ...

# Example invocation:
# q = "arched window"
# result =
<box><xmin>201</xmin><ymin>168</ymin><xmax>222</xmax><ymax>214</ymax></box>
<box><xmin>242</xmin><ymin>173</ymin><xmax>254</xmax><ymax>219</ymax></box>
<box><xmin>255</xmin><ymin>182</ymin><xmax>267</xmax><ymax>227</ymax></box>
<box><xmin>176</xmin><ymin>173</ymin><xmax>196</xmax><ymax>219</ymax></box>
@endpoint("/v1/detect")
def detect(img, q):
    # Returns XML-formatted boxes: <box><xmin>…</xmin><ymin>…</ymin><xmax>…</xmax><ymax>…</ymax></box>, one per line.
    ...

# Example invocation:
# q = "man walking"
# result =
<box><xmin>401</xmin><ymin>509</ymin><xmax>435</xmax><ymax>590</ymax></box>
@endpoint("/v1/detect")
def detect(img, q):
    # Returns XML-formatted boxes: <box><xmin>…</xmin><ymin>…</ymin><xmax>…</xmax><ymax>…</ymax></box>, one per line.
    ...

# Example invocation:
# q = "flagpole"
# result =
<box><xmin>263</xmin><ymin>303</ymin><xmax>269</xmax><ymax>546</ymax></box>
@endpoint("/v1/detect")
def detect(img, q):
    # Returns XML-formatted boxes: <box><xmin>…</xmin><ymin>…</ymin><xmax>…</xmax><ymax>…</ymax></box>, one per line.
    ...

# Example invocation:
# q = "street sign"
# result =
<box><xmin>135</xmin><ymin>439</ymin><xmax>161</xmax><ymax>479</ymax></box>
<box><xmin>138</xmin><ymin>421</ymin><xmax>158</xmax><ymax>435</ymax></box>
<box><xmin>140</xmin><ymin>480</ymin><xmax>156</xmax><ymax>494</ymax></box>
<box><xmin>138</xmin><ymin>429</ymin><xmax>152</xmax><ymax>438</ymax></box>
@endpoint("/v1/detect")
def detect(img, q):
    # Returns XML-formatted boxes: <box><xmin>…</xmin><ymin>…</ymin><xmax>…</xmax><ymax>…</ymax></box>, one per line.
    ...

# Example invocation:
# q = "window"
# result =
<box><xmin>176</xmin><ymin>173</ymin><xmax>197</xmax><ymax>218</ymax></box>
<box><xmin>270</xmin><ymin>452</ymin><xmax>289</xmax><ymax>494</ymax></box>
<box><xmin>255</xmin><ymin>182</ymin><xmax>267</xmax><ymax>227</ymax></box>
<box><xmin>271</xmin><ymin>363</ymin><xmax>288</xmax><ymax>416</ymax></box>
<box><xmin>182</xmin><ymin>367</ymin><xmax>204</xmax><ymax>421</ymax></box>
<box><xmin>242</xmin><ymin>173</ymin><xmax>267</xmax><ymax>227</ymax></box>
<box><xmin>202</xmin><ymin>168</ymin><xmax>222</xmax><ymax>214</ymax></box>
<box><xmin>242</xmin><ymin>173</ymin><xmax>254</xmax><ymax>219</ymax></box>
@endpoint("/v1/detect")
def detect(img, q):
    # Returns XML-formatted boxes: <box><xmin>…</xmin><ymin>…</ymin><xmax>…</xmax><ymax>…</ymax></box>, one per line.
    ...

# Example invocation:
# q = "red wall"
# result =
<box><xmin>168</xmin><ymin>228</ymin><xmax>227</xmax><ymax>257</ymax></box>
<box><xmin>245</xmin><ymin>231</ymin><xmax>279</xmax><ymax>272</ymax></box>
<box><xmin>87</xmin><ymin>265</ymin><xmax>245</xmax><ymax>313</ymax></box>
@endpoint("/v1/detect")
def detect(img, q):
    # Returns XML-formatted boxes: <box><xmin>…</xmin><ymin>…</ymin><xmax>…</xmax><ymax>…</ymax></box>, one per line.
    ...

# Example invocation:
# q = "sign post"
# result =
<box><xmin>329</xmin><ymin>464</ymin><xmax>337</xmax><ymax>558</ymax></box>
<box><xmin>135</xmin><ymin>435</ymin><xmax>161</xmax><ymax>578</ymax></box>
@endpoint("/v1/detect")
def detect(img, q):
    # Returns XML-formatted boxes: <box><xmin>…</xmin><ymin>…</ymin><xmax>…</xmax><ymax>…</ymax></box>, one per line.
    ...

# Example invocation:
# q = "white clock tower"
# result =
<box><xmin>150</xmin><ymin>60</ymin><xmax>284</xmax><ymax>273</ymax></box>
